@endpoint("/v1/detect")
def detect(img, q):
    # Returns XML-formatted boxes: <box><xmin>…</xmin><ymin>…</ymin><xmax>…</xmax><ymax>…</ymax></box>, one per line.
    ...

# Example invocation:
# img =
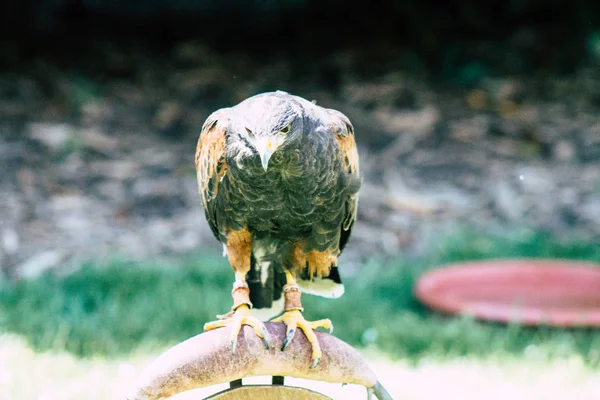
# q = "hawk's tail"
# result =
<box><xmin>246</xmin><ymin>254</ymin><xmax>287</xmax><ymax>321</ymax></box>
<box><xmin>297</xmin><ymin>266</ymin><xmax>345</xmax><ymax>298</ymax></box>
<box><xmin>246</xmin><ymin>246</ymin><xmax>344</xmax><ymax>321</ymax></box>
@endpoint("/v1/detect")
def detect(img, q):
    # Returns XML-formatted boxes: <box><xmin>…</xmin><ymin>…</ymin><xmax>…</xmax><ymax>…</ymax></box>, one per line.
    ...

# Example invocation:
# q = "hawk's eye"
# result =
<box><xmin>245</xmin><ymin>127</ymin><xmax>254</xmax><ymax>136</ymax></box>
<box><xmin>279</xmin><ymin>124</ymin><xmax>291</xmax><ymax>135</ymax></box>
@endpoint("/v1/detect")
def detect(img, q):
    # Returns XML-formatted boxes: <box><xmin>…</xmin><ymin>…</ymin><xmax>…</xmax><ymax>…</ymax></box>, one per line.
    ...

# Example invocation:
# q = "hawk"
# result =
<box><xmin>195</xmin><ymin>91</ymin><xmax>360</xmax><ymax>368</ymax></box>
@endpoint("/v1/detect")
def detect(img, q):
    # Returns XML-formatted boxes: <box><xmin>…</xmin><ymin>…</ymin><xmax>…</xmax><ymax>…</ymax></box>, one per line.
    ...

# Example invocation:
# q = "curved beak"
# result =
<box><xmin>255</xmin><ymin>137</ymin><xmax>277</xmax><ymax>171</ymax></box>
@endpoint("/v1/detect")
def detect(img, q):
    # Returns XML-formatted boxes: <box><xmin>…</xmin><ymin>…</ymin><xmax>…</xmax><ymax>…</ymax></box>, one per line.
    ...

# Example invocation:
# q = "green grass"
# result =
<box><xmin>1</xmin><ymin>230</ymin><xmax>600</xmax><ymax>365</ymax></box>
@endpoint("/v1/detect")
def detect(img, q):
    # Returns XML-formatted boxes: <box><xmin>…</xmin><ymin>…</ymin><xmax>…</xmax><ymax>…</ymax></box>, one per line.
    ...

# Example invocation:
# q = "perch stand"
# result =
<box><xmin>129</xmin><ymin>322</ymin><xmax>392</xmax><ymax>399</ymax></box>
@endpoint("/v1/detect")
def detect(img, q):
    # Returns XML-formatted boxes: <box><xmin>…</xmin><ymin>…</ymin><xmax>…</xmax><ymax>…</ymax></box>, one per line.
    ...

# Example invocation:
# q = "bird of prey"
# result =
<box><xmin>195</xmin><ymin>91</ymin><xmax>360</xmax><ymax>368</ymax></box>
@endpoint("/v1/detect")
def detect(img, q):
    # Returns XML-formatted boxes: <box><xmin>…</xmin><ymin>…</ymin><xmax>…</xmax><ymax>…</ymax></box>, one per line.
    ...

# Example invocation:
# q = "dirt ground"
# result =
<box><xmin>1</xmin><ymin>39</ymin><xmax>599</xmax><ymax>278</ymax></box>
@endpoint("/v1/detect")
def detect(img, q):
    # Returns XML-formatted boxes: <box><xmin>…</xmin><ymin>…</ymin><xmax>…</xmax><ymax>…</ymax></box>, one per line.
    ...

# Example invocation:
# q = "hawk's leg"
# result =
<box><xmin>203</xmin><ymin>276</ymin><xmax>271</xmax><ymax>352</ymax></box>
<box><xmin>271</xmin><ymin>271</ymin><xmax>333</xmax><ymax>369</ymax></box>
<box><xmin>203</xmin><ymin>229</ymin><xmax>271</xmax><ymax>352</ymax></box>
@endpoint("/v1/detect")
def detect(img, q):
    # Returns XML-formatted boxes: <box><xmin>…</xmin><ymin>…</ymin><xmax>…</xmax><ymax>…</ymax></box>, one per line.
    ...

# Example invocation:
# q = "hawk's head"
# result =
<box><xmin>238</xmin><ymin>91</ymin><xmax>305</xmax><ymax>171</ymax></box>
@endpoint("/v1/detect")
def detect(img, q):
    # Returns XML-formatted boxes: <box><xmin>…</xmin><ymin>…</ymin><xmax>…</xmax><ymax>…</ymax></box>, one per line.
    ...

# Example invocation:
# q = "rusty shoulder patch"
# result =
<box><xmin>325</xmin><ymin>108</ymin><xmax>360</xmax><ymax>176</ymax></box>
<box><xmin>196</xmin><ymin>110</ymin><xmax>229</xmax><ymax>208</ymax></box>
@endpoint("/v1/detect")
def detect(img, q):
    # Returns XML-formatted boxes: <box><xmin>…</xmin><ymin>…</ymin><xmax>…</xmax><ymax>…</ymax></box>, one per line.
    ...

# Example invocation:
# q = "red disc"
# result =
<box><xmin>414</xmin><ymin>259</ymin><xmax>600</xmax><ymax>326</ymax></box>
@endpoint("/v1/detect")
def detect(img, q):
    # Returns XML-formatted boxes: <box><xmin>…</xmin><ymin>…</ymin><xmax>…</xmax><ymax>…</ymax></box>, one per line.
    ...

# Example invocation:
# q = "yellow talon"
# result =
<box><xmin>272</xmin><ymin>309</ymin><xmax>332</xmax><ymax>368</ymax></box>
<box><xmin>204</xmin><ymin>305</ymin><xmax>271</xmax><ymax>352</ymax></box>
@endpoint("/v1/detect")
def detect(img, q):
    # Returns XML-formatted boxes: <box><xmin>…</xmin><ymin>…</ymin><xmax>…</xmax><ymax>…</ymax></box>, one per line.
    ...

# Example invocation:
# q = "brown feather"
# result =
<box><xmin>292</xmin><ymin>241</ymin><xmax>338</xmax><ymax>280</ymax></box>
<box><xmin>195</xmin><ymin>111</ymin><xmax>229</xmax><ymax>210</ymax></box>
<box><xmin>325</xmin><ymin>109</ymin><xmax>360</xmax><ymax>176</ymax></box>
<box><xmin>226</xmin><ymin>227</ymin><xmax>252</xmax><ymax>274</ymax></box>
<box><xmin>326</xmin><ymin>109</ymin><xmax>360</xmax><ymax>233</ymax></box>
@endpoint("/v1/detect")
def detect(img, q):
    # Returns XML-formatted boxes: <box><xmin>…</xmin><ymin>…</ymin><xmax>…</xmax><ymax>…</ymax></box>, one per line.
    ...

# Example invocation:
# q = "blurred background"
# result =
<box><xmin>1</xmin><ymin>1</ymin><xmax>600</xmax><ymax>399</ymax></box>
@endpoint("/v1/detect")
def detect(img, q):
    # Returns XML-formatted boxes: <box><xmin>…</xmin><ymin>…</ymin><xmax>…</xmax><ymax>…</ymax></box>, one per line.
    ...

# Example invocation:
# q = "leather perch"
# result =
<box><xmin>128</xmin><ymin>322</ymin><xmax>392</xmax><ymax>400</ymax></box>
